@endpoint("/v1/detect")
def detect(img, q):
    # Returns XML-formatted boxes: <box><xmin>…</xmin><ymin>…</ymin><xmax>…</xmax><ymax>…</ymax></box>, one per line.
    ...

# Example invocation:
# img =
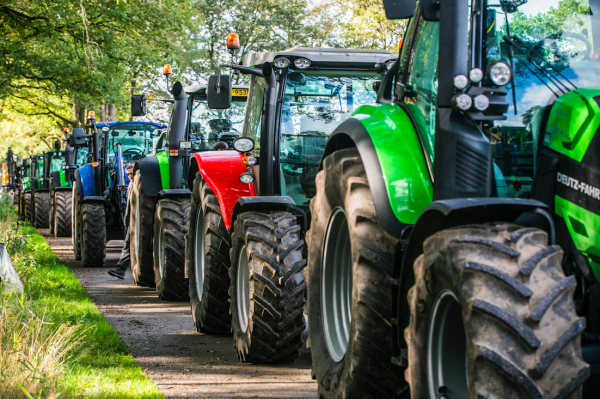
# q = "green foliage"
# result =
<box><xmin>0</xmin><ymin>195</ymin><xmax>162</xmax><ymax>398</ymax></box>
<box><xmin>1</xmin><ymin>0</ymin><xmax>408</xmax><ymax>157</ymax></box>
<box><xmin>339</xmin><ymin>0</ymin><xmax>407</xmax><ymax>51</ymax></box>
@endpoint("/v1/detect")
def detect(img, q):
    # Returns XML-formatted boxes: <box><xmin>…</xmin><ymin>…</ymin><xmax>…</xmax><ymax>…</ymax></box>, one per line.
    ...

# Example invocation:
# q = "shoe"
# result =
<box><xmin>108</xmin><ymin>269</ymin><xmax>125</xmax><ymax>279</ymax></box>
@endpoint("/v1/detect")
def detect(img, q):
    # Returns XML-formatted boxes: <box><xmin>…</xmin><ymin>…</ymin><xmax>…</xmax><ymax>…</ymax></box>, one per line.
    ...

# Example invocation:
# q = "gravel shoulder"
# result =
<box><xmin>42</xmin><ymin>229</ymin><xmax>317</xmax><ymax>399</ymax></box>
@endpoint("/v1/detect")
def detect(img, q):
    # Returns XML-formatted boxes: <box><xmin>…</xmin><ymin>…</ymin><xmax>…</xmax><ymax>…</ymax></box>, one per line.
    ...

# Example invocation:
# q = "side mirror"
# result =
<box><xmin>131</xmin><ymin>94</ymin><xmax>147</xmax><ymax>116</ymax></box>
<box><xmin>54</xmin><ymin>140</ymin><xmax>61</xmax><ymax>152</ymax></box>
<box><xmin>382</xmin><ymin>0</ymin><xmax>417</xmax><ymax>19</ymax></box>
<box><xmin>207</xmin><ymin>74</ymin><xmax>232</xmax><ymax>109</ymax></box>
<box><xmin>71</xmin><ymin>128</ymin><xmax>86</xmax><ymax>146</ymax></box>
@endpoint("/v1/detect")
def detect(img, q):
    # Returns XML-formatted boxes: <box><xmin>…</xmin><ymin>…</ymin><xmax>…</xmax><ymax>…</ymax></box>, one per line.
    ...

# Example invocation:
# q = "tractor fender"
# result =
<box><xmin>391</xmin><ymin>197</ymin><xmax>553</xmax><ymax>361</ymax></box>
<box><xmin>82</xmin><ymin>196</ymin><xmax>105</xmax><ymax>203</ymax></box>
<box><xmin>52</xmin><ymin>187</ymin><xmax>72</xmax><ymax>192</ymax></box>
<box><xmin>320</xmin><ymin>104</ymin><xmax>433</xmax><ymax>238</ymax></box>
<box><xmin>156</xmin><ymin>189</ymin><xmax>191</xmax><ymax>202</ymax></box>
<box><xmin>231</xmin><ymin>196</ymin><xmax>296</xmax><ymax>227</ymax></box>
<box><xmin>133</xmin><ymin>154</ymin><xmax>163</xmax><ymax>197</ymax></box>
<box><xmin>189</xmin><ymin>151</ymin><xmax>254</xmax><ymax>230</ymax></box>
<box><xmin>74</xmin><ymin>164</ymin><xmax>96</xmax><ymax>200</ymax></box>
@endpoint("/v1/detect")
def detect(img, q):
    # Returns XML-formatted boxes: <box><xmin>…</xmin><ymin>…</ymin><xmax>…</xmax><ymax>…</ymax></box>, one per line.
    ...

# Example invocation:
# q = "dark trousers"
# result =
<box><xmin>115</xmin><ymin>228</ymin><xmax>130</xmax><ymax>271</ymax></box>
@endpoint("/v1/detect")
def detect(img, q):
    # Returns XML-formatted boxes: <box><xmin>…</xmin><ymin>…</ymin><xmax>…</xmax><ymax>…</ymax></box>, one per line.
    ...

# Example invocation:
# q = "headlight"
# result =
<box><xmin>474</xmin><ymin>95</ymin><xmax>490</xmax><ymax>111</ymax></box>
<box><xmin>452</xmin><ymin>93</ymin><xmax>472</xmax><ymax>111</ymax></box>
<box><xmin>489</xmin><ymin>61</ymin><xmax>511</xmax><ymax>86</ymax></box>
<box><xmin>453</xmin><ymin>74</ymin><xmax>469</xmax><ymax>90</ymax></box>
<box><xmin>273</xmin><ymin>58</ymin><xmax>290</xmax><ymax>69</ymax></box>
<box><xmin>179</xmin><ymin>141</ymin><xmax>192</xmax><ymax>149</ymax></box>
<box><xmin>239</xmin><ymin>172</ymin><xmax>255</xmax><ymax>184</ymax></box>
<box><xmin>102</xmin><ymin>126</ymin><xmax>110</xmax><ymax>132</ymax></box>
<box><xmin>233</xmin><ymin>137</ymin><xmax>254</xmax><ymax>153</ymax></box>
<box><xmin>385</xmin><ymin>60</ymin><xmax>396</xmax><ymax>70</ymax></box>
<box><xmin>469</xmin><ymin>68</ymin><xmax>484</xmax><ymax>83</ymax></box>
<box><xmin>294</xmin><ymin>58</ymin><xmax>311</xmax><ymax>69</ymax></box>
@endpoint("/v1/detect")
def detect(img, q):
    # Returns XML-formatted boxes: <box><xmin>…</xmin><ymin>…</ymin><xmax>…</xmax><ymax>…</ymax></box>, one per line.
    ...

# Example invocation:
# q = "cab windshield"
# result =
<box><xmin>189</xmin><ymin>100</ymin><xmax>247</xmax><ymax>150</ymax></box>
<box><xmin>49</xmin><ymin>155</ymin><xmax>64</xmax><ymax>174</ymax></box>
<box><xmin>105</xmin><ymin>124</ymin><xmax>160</xmax><ymax>163</ymax></box>
<box><xmin>280</xmin><ymin>70</ymin><xmax>380</xmax><ymax>206</ymax></box>
<box><xmin>484</xmin><ymin>0</ymin><xmax>599</xmax><ymax>197</ymax></box>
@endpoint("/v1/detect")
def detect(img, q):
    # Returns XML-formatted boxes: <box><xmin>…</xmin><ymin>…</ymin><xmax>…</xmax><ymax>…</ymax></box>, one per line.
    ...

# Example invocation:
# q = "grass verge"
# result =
<box><xmin>0</xmin><ymin>194</ymin><xmax>163</xmax><ymax>398</ymax></box>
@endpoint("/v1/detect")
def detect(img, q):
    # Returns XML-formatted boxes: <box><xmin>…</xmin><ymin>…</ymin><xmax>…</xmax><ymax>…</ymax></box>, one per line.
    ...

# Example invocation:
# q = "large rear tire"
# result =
<box><xmin>230</xmin><ymin>211</ymin><xmax>306</xmax><ymax>363</ymax></box>
<box><xmin>72</xmin><ymin>182</ymin><xmax>82</xmax><ymax>261</ymax></box>
<box><xmin>130</xmin><ymin>169</ymin><xmax>156</xmax><ymax>287</ymax></box>
<box><xmin>49</xmin><ymin>182</ymin><xmax>55</xmax><ymax>235</ymax></box>
<box><xmin>406</xmin><ymin>224</ymin><xmax>589</xmax><ymax>399</ymax></box>
<box><xmin>187</xmin><ymin>173</ymin><xmax>232</xmax><ymax>334</ymax></box>
<box><xmin>54</xmin><ymin>191</ymin><xmax>72</xmax><ymax>237</ymax></box>
<box><xmin>153</xmin><ymin>198</ymin><xmax>190</xmax><ymax>301</ymax></box>
<box><xmin>81</xmin><ymin>203</ymin><xmax>106</xmax><ymax>267</ymax></box>
<box><xmin>25</xmin><ymin>192</ymin><xmax>33</xmax><ymax>222</ymax></box>
<box><xmin>34</xmin><ymin>191</ymin><xmax>49</xmax><ymax>228</ymax></box>
<box><xmin>306</xmin><ymin>148</ymin><xmax>406</xmax><ymax>398</ymax></box>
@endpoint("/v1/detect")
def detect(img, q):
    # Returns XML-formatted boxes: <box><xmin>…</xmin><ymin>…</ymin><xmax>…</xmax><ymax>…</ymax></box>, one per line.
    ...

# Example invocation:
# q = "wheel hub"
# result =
<box><xmin>321</xmin><ymin>207</ymin><xmax>352</xmax><ymax>362</ymax></box>
<box><xmin>237</xmin><ymin>245</ymin><xmax>250</xmax><ymax>333</ymax></box>
<box><xmin>427</xmin><ymin>290</ymin><xmax>468</xmax><ymax>399</ymax></box>
<box><xmin>194</xmin><ymin>205</ymin><xmax>206</xmax><ymax>298</ymax></box>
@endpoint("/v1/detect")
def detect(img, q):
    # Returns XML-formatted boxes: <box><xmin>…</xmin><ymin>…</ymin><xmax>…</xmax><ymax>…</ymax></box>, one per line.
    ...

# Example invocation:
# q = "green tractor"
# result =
<box><xmin>49</xmin><ymin>135</ymin><xmax>87</xmax><ymax>237</ymax></box>
<box><xmin>129</xmin><ymin>73</ymin><xmax>248</xmax><ymax>300</ymax></box>
<box><xmin>18</xmin><ymin>158</ymin><xmax>31</xmax><ymax>220</ymax></box>
<box><xmin>25</xmin><ymin>154</ymin><xmax>45</xmax><ymax>227</ymax></box>
<box><xmin>296</xmin><ymin>0</ymin><xmax>599</xmax><ymax>397</ymax></box>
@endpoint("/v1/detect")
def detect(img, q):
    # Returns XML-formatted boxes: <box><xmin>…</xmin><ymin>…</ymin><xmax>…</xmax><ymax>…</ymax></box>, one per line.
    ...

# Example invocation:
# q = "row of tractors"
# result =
<box><xmin>5</xmin><ymin>0</ymin><xmax>600</xmax><ymax>396</ymax></box>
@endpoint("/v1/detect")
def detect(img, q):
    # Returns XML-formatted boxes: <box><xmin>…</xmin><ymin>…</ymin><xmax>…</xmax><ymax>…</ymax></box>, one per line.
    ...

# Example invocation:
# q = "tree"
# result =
<box><xmin>0</xmin><ymin>0</ymin><xmax>197</xmax><ymax>129</ymax></box>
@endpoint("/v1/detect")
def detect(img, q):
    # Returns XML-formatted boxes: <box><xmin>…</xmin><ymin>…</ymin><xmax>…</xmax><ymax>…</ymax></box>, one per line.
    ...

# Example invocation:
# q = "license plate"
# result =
<box><xmin>232</xmin><ymin>88</ymin><xmax>248</xmax><ymax>97</ymax></box>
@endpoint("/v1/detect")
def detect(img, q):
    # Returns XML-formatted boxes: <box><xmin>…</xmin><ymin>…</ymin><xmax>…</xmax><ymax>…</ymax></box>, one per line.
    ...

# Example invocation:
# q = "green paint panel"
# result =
<box><xmin>354</xmin><ymin>104</ymin><xmax>433</xmax><ymax>225</ymax></box>
<box><xmin>23</xmin><ymin>177</ymin><xmax>30</xmax><ymax>190</ymax></box>
<box><xmin>555</xmin><ymin>196</ymin><xmax>600</xmax><ymax>282</ymax></box>
<box><xmin>546</xmin><ymin>88</ymin><xmax>600</xmax><ymax>162</ymax></box>
<box><xmin>156</xmin><ymin>150</ymin><xmax>170</xmax><ymax>190</ymax></box>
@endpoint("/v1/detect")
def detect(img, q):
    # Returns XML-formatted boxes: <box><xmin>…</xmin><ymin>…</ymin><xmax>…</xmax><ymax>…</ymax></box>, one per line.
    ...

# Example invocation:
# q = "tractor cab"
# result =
<box><xmin>98</xmin><ymin>121</ymin><xmax>166</xmax><ymax>184</ymax></box>
<box><xmin>209</xmin><ymin>47</ymin><xmax>397</xmax><ymax>211</ymax></box>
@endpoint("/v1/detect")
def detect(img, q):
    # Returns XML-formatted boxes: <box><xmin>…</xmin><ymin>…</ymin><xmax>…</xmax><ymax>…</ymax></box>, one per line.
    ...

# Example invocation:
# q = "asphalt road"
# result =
<box><xmin>41</xmin><ymin>229</ymin><xmax>317</xmax><ymax>399</ymax></box>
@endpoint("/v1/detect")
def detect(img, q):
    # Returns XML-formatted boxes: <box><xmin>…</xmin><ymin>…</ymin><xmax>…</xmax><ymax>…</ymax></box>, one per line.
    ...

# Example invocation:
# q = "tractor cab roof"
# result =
<box><xmin>243</xmin><ymin>47</ymin><xmax>397</xmax><ymax>70</ymax></box>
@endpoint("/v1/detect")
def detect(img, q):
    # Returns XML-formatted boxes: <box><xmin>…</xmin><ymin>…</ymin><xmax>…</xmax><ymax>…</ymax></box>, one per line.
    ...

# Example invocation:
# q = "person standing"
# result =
<box><xmin>108</xmin><ymin>164</ymin><xmax>134</xmax><ymax>279</ymax></box>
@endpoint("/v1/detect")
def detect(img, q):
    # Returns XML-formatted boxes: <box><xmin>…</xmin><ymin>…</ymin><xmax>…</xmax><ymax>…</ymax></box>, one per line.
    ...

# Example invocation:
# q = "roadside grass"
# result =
<box><xmin>0</xmin><ymin>194</ymin><xmax>163</xmax><ymax>399</ymax></box>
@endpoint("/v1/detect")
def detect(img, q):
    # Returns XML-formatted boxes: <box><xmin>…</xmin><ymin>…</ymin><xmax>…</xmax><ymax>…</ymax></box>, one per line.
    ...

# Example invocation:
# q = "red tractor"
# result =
<box><xmin>184</xmin><ymin>40</ymin><xmax>397</xmax><ymax>362</ymax></box>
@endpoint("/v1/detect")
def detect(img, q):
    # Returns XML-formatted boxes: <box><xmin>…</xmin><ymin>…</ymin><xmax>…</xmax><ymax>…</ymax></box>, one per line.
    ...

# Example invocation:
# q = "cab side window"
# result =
<box><xmin>404</xmin><ymin>17</ymin><xmax>440</xmax><ymax>165</ymax></box>
<box><xmin>243</xmin><ymin>75</ymin><xmax>265</xmax><ymax>155</ymax></box>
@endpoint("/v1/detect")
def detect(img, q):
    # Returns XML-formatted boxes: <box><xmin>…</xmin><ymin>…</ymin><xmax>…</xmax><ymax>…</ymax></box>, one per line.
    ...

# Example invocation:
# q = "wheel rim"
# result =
<box><xmin>158</xmin><ymin>220</ymin><xmax>165</xmax><ymax>278</ymax></box>
<box><xmin>321</xmin><ymin>207</ymin><xmax>352</xmax><ymax>362</ymax></box>
<box><xmin>427</xmin><ymin>290</ymin><xmax>468</xmax><ymax>399</ymax></box>
<box><xmin>194</xmin><ymin>204</ymin><xmax>206</xmax><ymax>298</ymax></box>
<box><xmin>237</xmin><ymin>245</ymin><xmax>250</xmax><ymax>333</ymax></box>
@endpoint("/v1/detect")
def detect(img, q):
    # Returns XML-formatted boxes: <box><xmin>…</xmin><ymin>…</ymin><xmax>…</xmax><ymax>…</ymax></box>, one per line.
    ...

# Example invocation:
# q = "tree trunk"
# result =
<box><xmin>109</xmin><ymin>104</ymin><xmax>116</xmax><ymax>122</ymax></box>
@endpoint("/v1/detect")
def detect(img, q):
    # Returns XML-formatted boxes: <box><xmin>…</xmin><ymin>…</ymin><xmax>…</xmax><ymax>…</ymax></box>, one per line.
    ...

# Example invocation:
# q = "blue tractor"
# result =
<box><xmin>70</xmin><ymin>114</ymin><xmax>166</xmax><ymax>267</ymax></box>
